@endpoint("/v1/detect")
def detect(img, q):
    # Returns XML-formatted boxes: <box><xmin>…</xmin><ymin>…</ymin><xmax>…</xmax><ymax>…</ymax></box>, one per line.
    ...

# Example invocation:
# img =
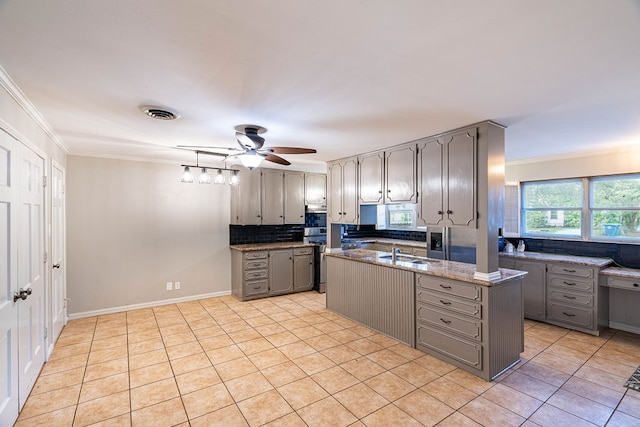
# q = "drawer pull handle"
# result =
<box><xmin>563</xmin><ymin>269</ymin><xmax>576</xmax><ymax>273</ymax></box>
<box><xmin>634</xmin><ymin>283</ymin><xmax>639</xmax><ymax>287</ymax></box>
<box><xmin>563</xmin><ymin>295</ymin><xmax>577</xmax><ymax>300</ymax></box>
<box><xmin>253</xmin><ymin>286</ymin><xmax>261</xmax><ymax>290</ymax></box>
<box><xmin>440</xmin><ymin>300</ymin><xmax>452</xmax><ymax>305</ymax></box>
<box><xmin>440</xmin><ymin>318</ymin><xmax>452</xmax><ymax>325</ymax></box>
<box><xmin>562</xmin><ymin>312</ymin><xmax>576</xmax><ymax>317</ymax></box>
<box><xmin>439</xmin><ymin>285</ymin><xmax>452</xmax><ymax>290</ymax></box>
<box><xmin>563</xmin><ymin>281</ymin><xmax>577</xmax><ymax>286</ymax></box>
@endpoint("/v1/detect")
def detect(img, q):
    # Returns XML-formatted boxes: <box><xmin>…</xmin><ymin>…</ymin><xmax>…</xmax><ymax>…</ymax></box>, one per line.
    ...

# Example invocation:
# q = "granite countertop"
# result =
<box><xmin>342</xmin><ymin>237</ymin><xmax>426</xmax><ymax>248</ymax></box>
<box><xmin>230</xmin><ymin>242</ymin><xmax>314</xmax><ymax>251</ymax></box>
<box><xmin>499</xmin><ymin>251</ymin><xmax>613</xmax><ymax>268</ymax></box>
<box><xmin>600</xmin><ymin>266</ymin><xmax>640</xmax><ymax>279</ymax></box>
<box><xmin>326</xmin><ymin>248</ymin><xmax>527</xmax><ymax>286</ymax></box>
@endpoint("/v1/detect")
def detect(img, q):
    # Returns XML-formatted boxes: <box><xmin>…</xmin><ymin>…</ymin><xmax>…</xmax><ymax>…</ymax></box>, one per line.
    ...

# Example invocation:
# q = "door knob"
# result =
<box><xmin>53</xmin><ymin>263</ymin><xmax>61</xmax><ymax>269</ymax></box>
<box><xmin>13</xmin><ymin>288</ymin><xmax>32</xmax><ymax>302</ymax></box>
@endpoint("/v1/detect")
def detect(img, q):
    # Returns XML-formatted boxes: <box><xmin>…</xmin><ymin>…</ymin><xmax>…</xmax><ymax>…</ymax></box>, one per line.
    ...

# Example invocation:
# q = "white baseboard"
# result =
<box><xmin>608</xmin><ymin>321</ymin><xmax>640</xmax><ymax>336</ymax></box>
<box><xmin>67</xmin><ymin>290</ymin><xmax>232</xmax><ymax>320</ymax></box>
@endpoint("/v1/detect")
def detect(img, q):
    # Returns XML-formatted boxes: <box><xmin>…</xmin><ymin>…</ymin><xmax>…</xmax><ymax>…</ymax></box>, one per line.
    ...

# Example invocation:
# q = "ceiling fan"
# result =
<box><xmin>178</xmin><ymin>125</ymin><xmax>317</xmax><ymax>169</ymax></box>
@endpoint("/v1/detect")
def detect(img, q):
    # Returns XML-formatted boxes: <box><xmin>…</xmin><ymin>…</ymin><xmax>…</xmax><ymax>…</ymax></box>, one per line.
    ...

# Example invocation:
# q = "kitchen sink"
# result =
<box><xmin>377</xmin><ymin>254</ymin><xmax>440</xmax><ymax>265</ymax></box>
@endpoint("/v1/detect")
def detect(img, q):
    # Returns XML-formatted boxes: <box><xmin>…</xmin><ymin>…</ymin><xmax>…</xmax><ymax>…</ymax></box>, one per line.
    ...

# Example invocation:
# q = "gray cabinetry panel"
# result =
<box><xmin>547</xmin><ymin>302</ymin><xmax>594</xmax><ymax>329</ymax></box>
<box><xmin>416</xmin><ymin>289</ymin><xmax>481</xmax><ymax>319</ymax></box>
<box><xmin>293</xmin><ymin>253</ymin><xmax>313</xmax><ymax>291</ymax></box>
<box><xmin>416</xmin><ymin>275</ymin><xmax>481</xmax><ymax>301</ymax></box>
<box><xmin>548</xmin><ymin>288</ymin><xmax>593</xmax><ymax>307</ymax></box>
<box><xmin>517</xmin><ymin>260</ymin><xmax>546</xmax><ymax>321</ymax></box>
<box><xmin>416</xmin><ymin>324</ymin><xmax>482</xmax><ymax>369</ymax></box>
<box><xmin>246</xmin><ymin>280</ymin><xmax>268</xmax><ymax>296</ymax></box>
<box><xmin>284</xmin><ymin>171</ymin><xmax>305</xmax><ymax>224</ymax></box>
<box><xmin>548</xmin><ymin>275</ymin><xmax>594</xmax><ymax>293</ymax></box>
<box><xmin>417</xmin><ymin>304</ymin><xmax>482</xmax><ymax>341</ymax></box>
<box><xmin>358</xmin><ymin>152</ymin><xmax>384</xmax><ymax>204</ymax></box>
<box><xmin>304</xmin><ymin>173</ymin><xmax>326</xmax><ymax>205</ymax></box>
<box><xmin>269</xmin><ymin>250</ymin><xmax>294</xmax><ymax>295</ymax></box>
<box><xmin>549</xmin><ymin>264</ymin><xmax>594</xmax><ymax>279</ymax></box>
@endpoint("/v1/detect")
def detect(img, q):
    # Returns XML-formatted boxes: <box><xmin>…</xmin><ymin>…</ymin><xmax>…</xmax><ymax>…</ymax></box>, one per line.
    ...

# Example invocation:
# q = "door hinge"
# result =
<box><xmin>43</xmin><ymin>251</ymin><xmax>48</xmax><ymax>263</ymax></box>
<box><xmin>43</xmin><ymin>176</ymin><xmax>47</xmax><ymax>187</ymax></box>
<box><xmin>44</xmin><ymin>327</ymin><xmax>48</xmax><ymax>339</ymax></box>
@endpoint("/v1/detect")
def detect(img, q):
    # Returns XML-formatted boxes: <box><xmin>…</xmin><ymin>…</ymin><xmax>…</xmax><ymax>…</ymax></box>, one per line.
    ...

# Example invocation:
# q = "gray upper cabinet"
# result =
<box><xmin>284</xmin><ymin>171</ymin><xmax>305</xmax><ymax>224</ymax></box>
<box><xmin>358</xmin><ymin>152</ymin><xmax>384</xmax><ymax>204</ymax></box>
<box><xmin>230</xmin><ymin>168</ymin><xmax>262</xmax><ymax>225</ymax></box>
<box><xmin>418</xmin><ymin>129</ymin><xmax>477</xmax><ymax>227</ymax></box>
<box><xmin>328</xmin><ymin>157</ymin><xmax>358</xmax><ymax>224</ymax></box>
<box><xmin>385</xmin><ymin>144</ymin><xmax>417</xmax><ymax>203</ymax></box>
<box><xmin>358</xmin><ymin>145</ymin><xmax>416</xmax><ymax>205</ymax></box>
<box><xmin>304</xmin><ymin>173</ymin><xmax>327</xmax><ymax>205</ymax></box>
<box><xmin>261</xmin><ymin>170</ymin><xmax>285</xmax><ymax>224</ymax></box>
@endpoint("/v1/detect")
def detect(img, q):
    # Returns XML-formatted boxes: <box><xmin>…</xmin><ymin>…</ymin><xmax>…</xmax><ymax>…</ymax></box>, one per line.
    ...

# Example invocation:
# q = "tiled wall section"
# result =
<box><xmin>344</xmin><ymin>224</ymin><xmax>427</xmax><ymax>243</ymax></box>
<box><xmin>229</xmin><ymin>213</ymin><xmax>327</xmax><ymax>245</ymax></box>
<box><xmin>506</xmin><ymin>237</ymin><xmax>640</xmax><ymax>269</ymax></box>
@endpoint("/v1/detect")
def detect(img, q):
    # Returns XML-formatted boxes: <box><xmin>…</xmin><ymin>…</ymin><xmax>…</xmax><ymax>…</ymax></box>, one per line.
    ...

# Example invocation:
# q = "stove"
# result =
<box><xmin>303</xmin><ymin>227</ymin><xmax>327</xmax><ymax>293</ymax></box>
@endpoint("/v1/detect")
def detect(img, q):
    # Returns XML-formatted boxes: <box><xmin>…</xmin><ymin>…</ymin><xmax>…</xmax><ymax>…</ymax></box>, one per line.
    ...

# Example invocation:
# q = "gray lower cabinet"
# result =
<box><xmin>231</xmin><ymin>247</ymin><xmax>314</xmax><ymax>301</ymax></box>
<box><xmin>602</xmin><ymin>275</ymin><xmax>639</xmax><ymax>334</ymax></box>
<box><xmin>415</xmin><ymin>274</ymin><xmax>523</xmax><ymax>381</ymax></box>
<box><xmin>499</xmin><ymin>257</ymin><xmax>546</xmax><ymax>321</ymax></box>
<box><xmin>269</xmin><ymin>249</ymin><xmax>294</xmax><ymax>295</ymax></box>
<box><xmin>293</xmin><ymin>247</ymin><xmax>314</xmax><ymax>291</ymax></box>
<box><xmin>326</xmin><ymin>256</ymin><xmax>415</xmax><ymax>346</ymax></box>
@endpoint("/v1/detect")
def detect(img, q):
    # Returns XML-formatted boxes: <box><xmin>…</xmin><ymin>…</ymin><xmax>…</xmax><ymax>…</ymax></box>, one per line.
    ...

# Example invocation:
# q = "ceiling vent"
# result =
<box><xmin>141</xmin><ymin>105</ymin><xmax>180</xmax><ymax>120</ymax></box>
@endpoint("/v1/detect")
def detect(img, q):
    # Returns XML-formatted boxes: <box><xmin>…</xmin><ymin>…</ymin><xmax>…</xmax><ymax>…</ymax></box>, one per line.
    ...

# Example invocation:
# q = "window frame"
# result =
<box><xmin>517</xmin><ymin>174</ymin><xmax>640</xmax><ymax>243</ymax></box>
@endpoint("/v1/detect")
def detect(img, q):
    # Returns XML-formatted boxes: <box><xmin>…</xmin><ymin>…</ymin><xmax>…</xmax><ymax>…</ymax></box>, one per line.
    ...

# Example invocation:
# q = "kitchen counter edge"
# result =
<box><xmin>230</xmin><ymin>242</ymin><xmax>315</xmax><ymax>252</ymax></box>
<box><xmin>326</xmin><ymin>249</ymin><xmax>527</xmax><ymax>286</ymax></box>
<box><xmin>499</xmin><ymin>251</ymin><xmax>612</xmax><ymax>268</ymax></box>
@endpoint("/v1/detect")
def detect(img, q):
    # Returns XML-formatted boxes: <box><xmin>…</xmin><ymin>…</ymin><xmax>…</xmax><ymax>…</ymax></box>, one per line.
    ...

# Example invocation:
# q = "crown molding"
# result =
<box><xmin>0</xmin><ymin>64</ymin><xmax>69</xmax><ymax>153</ymax></box>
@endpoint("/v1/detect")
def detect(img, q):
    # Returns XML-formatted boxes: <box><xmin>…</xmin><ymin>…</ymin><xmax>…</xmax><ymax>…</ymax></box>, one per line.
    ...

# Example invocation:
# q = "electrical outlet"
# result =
<box><xmin>174</xmin><ymin>281</ymin><xmax>181</xmax><ymax>290</ymax></box>
<box><xmin>166</xmin><ymin>282</ymin><xmax>173</xmax><ymax>291</ymax></box>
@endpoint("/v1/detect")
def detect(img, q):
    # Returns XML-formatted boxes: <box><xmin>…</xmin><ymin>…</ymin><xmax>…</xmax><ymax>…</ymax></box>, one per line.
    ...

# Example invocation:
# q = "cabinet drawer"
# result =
<box><xmin>606</xmin><ymin>276</ymin><xmax>640</xmax><ymax>291</ymax></box>
<box><xmin>548</xmin><ymin>264</ymin><xmax>594</xmax><ymax>279</ymax></box>
<box><xmin>245</xmin><ymin>280</ymin><xmax>268</xmax><ymax>296</ymax></box>
<box><xmin>416</xmin><ymin>289</ymin><xmax>481</xmax><ymax>319</ymax></box>
<box><xmin>294</xmin><ymin>247</ymin><xmax>314</xmax><ymax>256</ymax></box>
<box><xmin>417</xmin><ymin>304</ymin><xmax>481</xmax><ymax>341</ymax></box>
<box><xmin>417</xmin><ymin>324</ymin><xmax>482</xmax><ymax>369</ymax></box>
<box><xmin>245</xmin><ymin>251</ymin><xmax>268</xmax><ymax>260</ymax></box>
<box><xmin>245</xmin><ymin>260</ymin><xmax>268</xmax><ymax>270</ymax></box>
<box><xmin>547</xmin><ymin>302</ymin><xmax>594</xmax><ymax>329</ymax></box>
<box><xmin>416</xmin><ymin>275</ymin><xmax>481</xmax><ymax>301</ymax></box>
<box><xmin>548</xmin><ymin>275</ymin><xmax>594</xmax><ymax>293</ymax></box>
<box><xmin>245</xmin><ymin>270</ymin><xmax>268</xmax><ymax>281</ymax></box>
<box><xmin>548</xmin><ymin>289</ymin><xmax>593</xmax><ymax>307</ymax></box>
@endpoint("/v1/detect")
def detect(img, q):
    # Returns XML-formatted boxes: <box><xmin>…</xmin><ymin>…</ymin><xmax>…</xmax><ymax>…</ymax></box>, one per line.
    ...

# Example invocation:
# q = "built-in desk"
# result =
<box><xmin>600</xmin><ymin>267</ymin><xmax>640</xmax><ymax>334</ymax></box>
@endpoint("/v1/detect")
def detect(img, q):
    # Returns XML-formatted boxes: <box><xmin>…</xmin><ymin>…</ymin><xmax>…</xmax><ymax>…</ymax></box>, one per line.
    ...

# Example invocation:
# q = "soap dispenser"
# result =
<box><xmin>516</xmin><ymin>240</ymin><xmax>525</xmax><ymax>253</ymax></box>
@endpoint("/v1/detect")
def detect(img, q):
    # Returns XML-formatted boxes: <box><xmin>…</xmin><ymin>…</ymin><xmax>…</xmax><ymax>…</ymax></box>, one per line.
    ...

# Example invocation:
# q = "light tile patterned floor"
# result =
<box><xmin>16</xmin><ymin>291</ymin><xmax>640</xmax><ymax>426</ymax></box>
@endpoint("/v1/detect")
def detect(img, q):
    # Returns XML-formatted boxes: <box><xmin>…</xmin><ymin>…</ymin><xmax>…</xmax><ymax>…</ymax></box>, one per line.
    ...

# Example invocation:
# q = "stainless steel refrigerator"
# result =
<box><xmin>426</xmin><ymin>227</ymin><xmax>476</xmax><ymax>264</ymax></box>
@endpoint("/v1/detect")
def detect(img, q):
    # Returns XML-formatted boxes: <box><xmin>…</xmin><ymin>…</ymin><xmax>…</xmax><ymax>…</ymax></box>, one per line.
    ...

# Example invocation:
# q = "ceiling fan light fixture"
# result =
<box><xmin>198</xmin><ymin>168</ymin><xmax>211</xmax><ymax>184</ymax></box>
<box><xmin>230</xmin><ymin>171</ymin><xmax>240</xmax><ymax>185</ymax></box>
<box><xmin>239</xmin><ymin>153</ymin><xmax>264</xmax><ymax>169</ymax></box>
<box><xmin>180</xmin><ymin>166</ymin><xmax>194</xmax><ymax>183</ymax></box>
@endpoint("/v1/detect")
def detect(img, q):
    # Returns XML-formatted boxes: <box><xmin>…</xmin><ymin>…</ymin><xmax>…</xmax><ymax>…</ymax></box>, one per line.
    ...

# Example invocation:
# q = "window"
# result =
<box><xmin>376</xmin><ymin>203</ymin><xmax>424</xmax><ymax>231</ymax></box>
<box><xmin>591</xmin><ymin>175</ymin><xmax>640</xmax><ymax>240</ymax></box>
<box><xmin>521</xmin><ymin>179</ymin><xmax>583</xmax><ymax>237</ymax></box>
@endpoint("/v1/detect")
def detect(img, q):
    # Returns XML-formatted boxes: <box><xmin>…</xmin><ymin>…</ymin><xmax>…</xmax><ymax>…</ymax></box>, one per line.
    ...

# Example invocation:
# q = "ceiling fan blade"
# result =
<box><xmin>264</xmin><ymin>147</ymin><xmax>317</xmax><ymax>155</ymax></box>
<box><xmin>176</xmin><ymin>145</ymin><xmax>243</xmax><ymax>155</ymax></box>
<box><xmin>263</xmin><ymin>153</ymin><xmax>291</xmax><ymax>166</ymax></box>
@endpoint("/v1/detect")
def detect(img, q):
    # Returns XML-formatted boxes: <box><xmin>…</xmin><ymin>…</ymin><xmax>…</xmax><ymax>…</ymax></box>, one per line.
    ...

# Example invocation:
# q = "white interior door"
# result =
<box><xmin>50</xmin><ymin>162</ymin><xmax>66</xmax><ymax>346</ymax></box>
<box><xmin>0</xmin><ymin>131</ymin><xmax>19</xmax><ymax>425</ymax></box>
<box><xmin>17</xmin><ymin>147</ymin><xmax>46</xmax><ymax>407</ymax></box>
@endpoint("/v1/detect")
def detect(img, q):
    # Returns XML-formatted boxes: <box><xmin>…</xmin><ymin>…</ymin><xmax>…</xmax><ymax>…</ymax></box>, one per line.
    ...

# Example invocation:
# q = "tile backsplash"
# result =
<box><xmin>229</xmin><ymin>213</ymin><xmax>327</xmax><ymax>245</ymax></box>
<box><xmin>343</xmin><ymin>225</ymin><xmax>427</xmax><ymax>243</ymax></box>
<box><xmin>505</xmin><ymin>237</ymin><xmax>640</xmax><ymax>269</ymax></box>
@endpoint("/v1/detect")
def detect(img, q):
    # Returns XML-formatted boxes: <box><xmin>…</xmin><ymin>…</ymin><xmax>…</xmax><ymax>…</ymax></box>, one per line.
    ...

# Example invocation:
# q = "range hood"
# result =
<box><xmin>305</xmin><ymin>204</ymin><xmax>327</xmax><ymax>213</ymax></box>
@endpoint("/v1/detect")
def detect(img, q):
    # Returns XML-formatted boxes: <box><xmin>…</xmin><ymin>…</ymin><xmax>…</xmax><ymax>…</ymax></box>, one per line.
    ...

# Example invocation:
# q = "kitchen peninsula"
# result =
<box><xmin>326</xmin><ymin>248</ymin><xmax>527</xmax><ymax>381</ymax></box>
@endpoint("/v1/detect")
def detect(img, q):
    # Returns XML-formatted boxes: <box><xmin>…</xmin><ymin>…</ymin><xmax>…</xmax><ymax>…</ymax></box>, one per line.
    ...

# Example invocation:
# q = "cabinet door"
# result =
<box><xmin>293</xmin><ymin>254</ymin><xmax>314</xmax><ymax>290</ymax></box>
<box><xmin>516</xmin><ymin>260</ymin><xmax>546</xmax><ymax>321</ymax></box>
<box><xmin>261</xmin><ymin>170</ymin><xmax>284</xmax><ymax>224</ymax></box>
<box><xmin>328</xmin><ymin>162</ymin><xmax>343</xmax><ymax>223</ymax></box>
<box><xmin>417</xmin><ymin>137</ymin><xmax>444</xmax><ymax>225</ymax></box>
<box><xmin>269</xmin><ymin>250</ymin><xmax>293</xmax><ymax>295</ymax></box>
<box><xmin>445</xmin><ymin>129</ymin><xmax>476</xmax><ymax>226</ymax></box>
<box><xmin>304</xmin><ymin>173</ymin><xmax>326</xmax><ymax>205</ymax></box>
<box><xmin>232</xmin><ymin>169</ymin><xmax>262</xmax><ymax>225</ymax></box>
<box><xmin>284</xmin><ymin>171</ymin><xmax>305</xmax><ymax>224</ymax></box>
<box><xmin>385</xmin><ymin>145</ymin><xmax>417</xmax><ymax>203</ymax></box>
<box><xmin>341</xmin><ymin>158</ymin><xmax>359</xmax><ymax>224</ymax></box>
<box><xmin>358</xmin><ymin>152</ymin><xmax>384</xmax><ymax>204</ymax></box>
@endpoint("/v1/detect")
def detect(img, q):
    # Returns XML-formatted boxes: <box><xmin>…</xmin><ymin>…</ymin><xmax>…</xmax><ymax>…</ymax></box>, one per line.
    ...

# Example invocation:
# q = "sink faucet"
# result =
<box><xmin>391</xmin><ymin>245</ymin><xmax>399</xmax><ymax>263</ymax></box>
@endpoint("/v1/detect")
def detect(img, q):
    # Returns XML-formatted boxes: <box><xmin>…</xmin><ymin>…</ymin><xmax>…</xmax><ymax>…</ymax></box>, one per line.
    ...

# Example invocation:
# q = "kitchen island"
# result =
<box><xmin>326</xmin><ymin>248</ymin><xmax>527</xmax><ymax>381</ymax></box>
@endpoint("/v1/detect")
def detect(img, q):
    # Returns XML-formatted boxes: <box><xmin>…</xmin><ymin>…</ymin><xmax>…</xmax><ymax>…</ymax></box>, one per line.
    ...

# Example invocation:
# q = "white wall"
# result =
<box><xmin>66</xmin><ymin>156</ymin><xmax>232</xmax><ymax>315</ymax></box>
<box><xmin>506</xmin><ymin>145</ymin><xmax>640</xmax><ymax>182</ymax></box>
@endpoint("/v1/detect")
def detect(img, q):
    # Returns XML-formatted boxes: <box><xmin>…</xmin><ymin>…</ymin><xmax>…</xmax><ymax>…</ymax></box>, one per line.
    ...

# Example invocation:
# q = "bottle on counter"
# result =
<box><xmin>516</xmin><ymin>240</ymin><xmax>525</xmax><ymax>253</ymax></box>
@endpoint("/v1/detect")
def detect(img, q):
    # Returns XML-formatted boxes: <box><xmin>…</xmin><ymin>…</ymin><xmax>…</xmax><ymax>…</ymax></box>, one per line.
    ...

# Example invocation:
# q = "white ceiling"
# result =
<box><xmin>0</xmin><ymin>0</ymin><xmax>639</xmax><ymax>170</ymax></box>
